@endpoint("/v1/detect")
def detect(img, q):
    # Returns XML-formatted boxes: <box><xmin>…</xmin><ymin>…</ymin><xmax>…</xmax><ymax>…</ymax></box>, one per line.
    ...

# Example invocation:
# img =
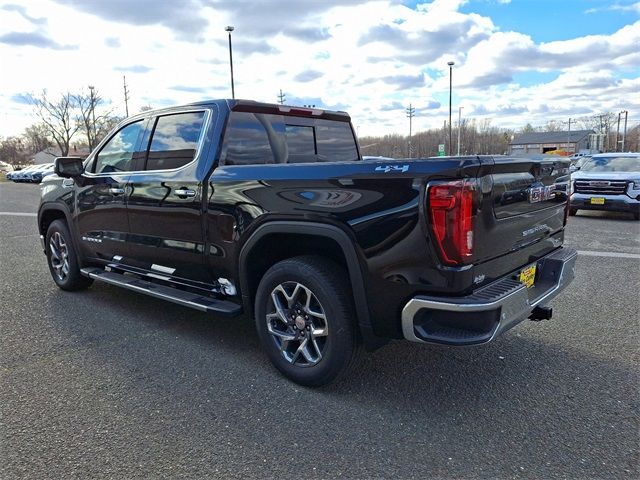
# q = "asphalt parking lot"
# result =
<box><xmin>1</xmin><ymin>181</ymin><xmax>639</xmax><ymax>479</ymax></box>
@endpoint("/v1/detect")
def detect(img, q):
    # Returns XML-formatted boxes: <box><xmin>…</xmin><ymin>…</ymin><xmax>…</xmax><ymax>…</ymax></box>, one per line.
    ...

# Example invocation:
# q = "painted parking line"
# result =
<box><xmin>0</xmin><ymin>212</ymin><xmax>37</xmax><ymax>217</ymax></box>
<box><xmin>577</xmin><ymin>250</ymin><xmax>640</xmax><ymax>260</ymax></box>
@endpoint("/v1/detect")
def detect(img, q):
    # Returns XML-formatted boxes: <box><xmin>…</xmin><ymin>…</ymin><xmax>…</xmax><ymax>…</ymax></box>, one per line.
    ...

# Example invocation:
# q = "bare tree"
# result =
<box><xmin>360</xmin><ymin>118</ymin><xmax>515</xmax><ymax>158</ymax></box>
<box><xmin>30</xmin><ymin>90</ymin><xmax>80</xmax><ymax>156</ymax></box>
<box><xmin>543</xmin><ymin>120</ymin><xmax>563</xmax><ymax>132</ymax></box>
<box><xmin>0</xmin><ymin>136</ymin><xmax>29</xmax><ymax>169</ymax></box>
<box><xmin>74</xmin><ymin>89</ymin><xmax>99</xmax><ymax>151</ymax></box>
<box><xmin>74</xmin><ymin>88</ymin><xmax>121</xmax><ymax>152</ymax></box>
<box><xmin>23</xmin><ymin>123</ymin><xmax>52</xmax><ymax>155</ymax></box>
<box><xmin>95</xmin><ymin>115</ymin><xmax>123</xmax><ymax>146</ymax></box>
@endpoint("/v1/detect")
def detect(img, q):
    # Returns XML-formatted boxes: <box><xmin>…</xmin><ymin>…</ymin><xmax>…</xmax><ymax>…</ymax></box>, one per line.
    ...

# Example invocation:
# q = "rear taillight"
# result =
<box><xmin>428</xmin><ymin>180</ymin><xmax>474</xmax><ymax>265</ymax></box>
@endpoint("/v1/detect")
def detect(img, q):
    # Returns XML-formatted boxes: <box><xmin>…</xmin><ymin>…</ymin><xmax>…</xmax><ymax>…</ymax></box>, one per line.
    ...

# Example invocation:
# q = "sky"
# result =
<box><xmin>0</xmin><ymin>0</ymin><xmax>638</xmax><ymax>138</ymax></box>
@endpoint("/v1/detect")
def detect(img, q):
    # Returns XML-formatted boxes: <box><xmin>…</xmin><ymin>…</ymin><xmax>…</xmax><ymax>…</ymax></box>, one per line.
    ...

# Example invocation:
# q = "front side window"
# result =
<box><xmin>146</xmin><ymin>111</ymin><xmax>206</xmax><ymax>171</ymax></box>
<box><xmin>93</xmin><ymin>121</ymin><xmax>144</xmax><ymax>173</ymax></box>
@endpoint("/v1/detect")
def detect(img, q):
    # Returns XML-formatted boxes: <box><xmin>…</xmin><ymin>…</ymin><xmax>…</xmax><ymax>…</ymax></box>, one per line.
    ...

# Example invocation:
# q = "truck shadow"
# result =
<box><xmin>42</xmin><ymin>283</ymin><xmax>638</xmax><ymax>477</ymax></box>
<box><xmin>48</xmin><ymin>282</ymin><xmax>637</xmax><ymax>413</ymax></box>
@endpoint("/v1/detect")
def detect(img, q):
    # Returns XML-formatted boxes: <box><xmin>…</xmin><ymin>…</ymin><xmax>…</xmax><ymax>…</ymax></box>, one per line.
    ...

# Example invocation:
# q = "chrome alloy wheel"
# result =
<box><xmin>265</xmin><ymin>281</ymin><xmax>329</xmax><ymax>367</ymax></box>
<box><xmin>49</xmin><ymin>231</ymin><xmax>70</xmax><ymax>282</ymax></box>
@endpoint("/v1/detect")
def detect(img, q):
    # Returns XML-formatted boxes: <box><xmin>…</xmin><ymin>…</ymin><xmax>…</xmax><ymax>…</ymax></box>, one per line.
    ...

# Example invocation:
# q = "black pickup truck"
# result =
<box><xmin>38</xmin><ymin>100</ymin><xmax>577</xmax><ymax>386</ymax></box>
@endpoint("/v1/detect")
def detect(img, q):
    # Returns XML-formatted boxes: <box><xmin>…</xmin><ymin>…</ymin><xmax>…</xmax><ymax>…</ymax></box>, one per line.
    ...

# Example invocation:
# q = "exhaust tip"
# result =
<box><xmin>529</xmin><ymin>305</ymin><xmax>553</xmax><ymax>321</ymax></box>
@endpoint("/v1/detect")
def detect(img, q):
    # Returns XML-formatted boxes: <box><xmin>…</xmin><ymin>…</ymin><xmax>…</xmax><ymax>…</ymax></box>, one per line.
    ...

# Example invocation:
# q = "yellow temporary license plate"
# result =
<box><xmin>519</xmin><ymin>264</ymin><xmax>537</xmax><ymax>288</ymax></box>
<box><xmin>590</xmin><ymin>197</ymin><xmax>605</xmax><ymax>205</ymax></box>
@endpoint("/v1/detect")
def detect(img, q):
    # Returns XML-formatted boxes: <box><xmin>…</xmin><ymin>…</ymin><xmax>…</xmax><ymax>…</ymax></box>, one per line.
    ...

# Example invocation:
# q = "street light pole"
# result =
<box><xmin>225</xmin><ymin>26</ymin><xmax>235</xmax><ymax>99</ymax></box>
<box><xmin>447</xmin><ymin>61</ymin><xmax>454</xmax><ymax>156</ymax></box>
<box><xmin>457</xmin><ymin>106</ymin><xmax>463</xmax><ymax>156</ymax></box>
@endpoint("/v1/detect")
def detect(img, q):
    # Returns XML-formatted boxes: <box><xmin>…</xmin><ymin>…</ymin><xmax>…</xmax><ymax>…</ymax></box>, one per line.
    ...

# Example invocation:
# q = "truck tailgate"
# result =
<box><xmin>472</xmin><ymin>156</ymin><xmax>571</xmax><ymax>281</ymax></box>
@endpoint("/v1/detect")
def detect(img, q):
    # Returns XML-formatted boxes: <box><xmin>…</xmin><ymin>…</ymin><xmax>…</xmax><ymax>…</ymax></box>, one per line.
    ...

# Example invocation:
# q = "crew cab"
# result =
<box><xmin>38</xmin><ymin>100</ymin><xmax>577</xmax><ymax>386</ymax></box>
<box><xmin>570</xmin><ymin>153</ymin><xmax>640</xmax><ymax>220</ymax></box>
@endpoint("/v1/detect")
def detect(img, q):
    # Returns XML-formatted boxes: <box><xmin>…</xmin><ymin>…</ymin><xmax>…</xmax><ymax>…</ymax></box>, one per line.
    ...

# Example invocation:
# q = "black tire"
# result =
<box><xmin>45</xmin><ymin>220</ymin><xmax>93</xmax><ymax>291</ymax></box>
<box><xmin>568</xmin><ymin>208</ymin><xmax>578</xmax><ymax>216</ymax></box>
<box><xmin>634</xmin><ymin>211</ymin><xmax>639</xmax><ymax>221</ymax></box>
<box><xmin>254</xmin><ymin>256</ymin><xmax>360</xmax><ymax>387</ymax></box>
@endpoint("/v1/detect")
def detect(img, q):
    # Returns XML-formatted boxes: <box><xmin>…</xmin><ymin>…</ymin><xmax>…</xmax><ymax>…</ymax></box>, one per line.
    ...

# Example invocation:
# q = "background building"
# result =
<box><xmin>509</xmin><ymin>130</ymin><xmax>595</xmax><ymax>155</ymax></box>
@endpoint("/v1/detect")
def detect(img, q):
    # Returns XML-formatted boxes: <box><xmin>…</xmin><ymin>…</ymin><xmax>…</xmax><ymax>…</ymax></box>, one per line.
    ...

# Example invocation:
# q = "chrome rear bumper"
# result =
<box><xmin>401</xmin><ymin>247</ymin><xmax>578</xmax><ymax>345</ymax></box>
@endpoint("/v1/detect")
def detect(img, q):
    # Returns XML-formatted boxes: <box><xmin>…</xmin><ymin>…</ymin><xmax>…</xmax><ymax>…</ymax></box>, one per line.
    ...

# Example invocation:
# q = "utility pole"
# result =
<box><xmin>123</xmin><ymin>75</ymin><xmax>129</xmax><ymax>117</ymax></box>
<box><xmin>277</xmin><ymin>89</ymin><xmax>286</xmax><ymax>105</ymax></box>
<box><xmin>88</xmin><ymin>85</ymin><xmax>97</xmax><ymax>150</ymax></box>
<box><xmin>616</xmin><ymin>112</ymin><xmax>621</xmax><ymax>152</ymax></box>
<box><xmin>406</xmin><ymin>103</ymin><xmax>415</xmax><ymax>158</ymax></box>
<box><xmin>457</xmin><ymin>106</ymin><xmax>463</xmax><ymax>156</ymax></box>
<box><xmin>567</xmin><ymin>117</ymin><xmax>571</xmax><ymax>155</ymax></box>
<box><xmin>597</xmin><ymin>113</ymin><xmax>608</xmax><ymax>151</ymax></box>
<box><xmin>622</xmin><ymin>110</ymin><xmax>629</xmax><ymax>151</ymax></box>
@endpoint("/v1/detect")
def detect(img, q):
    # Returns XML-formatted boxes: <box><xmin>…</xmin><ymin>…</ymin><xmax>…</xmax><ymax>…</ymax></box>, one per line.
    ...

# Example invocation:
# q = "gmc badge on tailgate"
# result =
<box><xmin>527</xmin><ymin>185</ymin><xmax>556</xmax><ymax>203</ymax></box>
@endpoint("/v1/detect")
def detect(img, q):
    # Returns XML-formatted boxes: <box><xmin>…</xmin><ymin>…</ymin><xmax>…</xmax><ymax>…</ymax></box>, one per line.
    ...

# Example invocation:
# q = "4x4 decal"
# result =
<box><xmin>375</xmin><ymin>165</ymin><xmax>409</xmax><ymax>173</ymax></box>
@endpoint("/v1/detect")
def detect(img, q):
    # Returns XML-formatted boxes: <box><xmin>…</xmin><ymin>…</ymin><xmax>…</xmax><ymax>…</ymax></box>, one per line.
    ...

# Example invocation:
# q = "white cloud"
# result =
<box><xmin>0</xmin><ymin>0</ymin><xmax>638</xmax><ymax>138</ymax></box>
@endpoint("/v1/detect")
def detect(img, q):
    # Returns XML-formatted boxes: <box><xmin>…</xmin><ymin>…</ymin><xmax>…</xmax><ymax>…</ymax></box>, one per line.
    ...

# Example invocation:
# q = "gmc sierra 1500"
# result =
<box><xmin>38</xmin><ymin>99</ymin><xmax>577</xmax><ymax>386</ymax></box>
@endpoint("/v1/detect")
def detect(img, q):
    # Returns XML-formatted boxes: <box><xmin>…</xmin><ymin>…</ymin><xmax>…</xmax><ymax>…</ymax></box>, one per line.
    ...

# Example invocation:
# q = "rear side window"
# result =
<box><xmin>93</xmin><ymin>121</ymin><xmax>144</xmax><ymax>173</ymax></box>
<box><xmin>221</xmin><ymin>111</ymin><xmax>358</xmax><ymax>165</ymax></box>
<box><xmin>146</xmin><ymin>112</ymin><xmax>206</xmax><ymax>171</ymax></box>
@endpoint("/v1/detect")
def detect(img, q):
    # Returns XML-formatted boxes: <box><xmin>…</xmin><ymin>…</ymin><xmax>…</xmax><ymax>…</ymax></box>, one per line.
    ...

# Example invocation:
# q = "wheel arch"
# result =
<box><xmin>238</xmin><ymin>221</ymin><xmax>385</xmax><ymax>350</ymax></box>
<box><xmin>38</xmin><ymin>203</ymin><xmax>73</xmax><ymax>236</ymax></box>
<box><xmin>38</xmin><ymin>203</ymin><xmax>78</xmax><ymax>256</ymax></box>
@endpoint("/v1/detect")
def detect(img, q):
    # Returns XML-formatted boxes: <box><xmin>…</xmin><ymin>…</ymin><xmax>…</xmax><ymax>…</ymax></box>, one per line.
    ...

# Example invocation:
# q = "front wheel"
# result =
<box><xmin>46</xmin><ymin>220</ymin><xmax>93</xmax><ymax>291</ymax></box>
<box><xmin>568</xmin><ymin>208</ymin><xmax>578</xmax><ymax>216</ymax></box>
<box><xmin>254</xmin><ymin>256</ymin><xmax>360</xmax><ymax>387</ymax></box>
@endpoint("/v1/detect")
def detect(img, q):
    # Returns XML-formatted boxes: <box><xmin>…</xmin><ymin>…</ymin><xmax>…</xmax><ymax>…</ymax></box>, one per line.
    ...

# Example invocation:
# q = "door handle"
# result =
<box><xmin>108</xmin><ymin>187</ymin><xmax>125</xmax><ymax>195</ymax></box>
<box><xmin>174</xmin><ymin>188</ymin><xmax>196</xmax><ymax>198</ymax></box>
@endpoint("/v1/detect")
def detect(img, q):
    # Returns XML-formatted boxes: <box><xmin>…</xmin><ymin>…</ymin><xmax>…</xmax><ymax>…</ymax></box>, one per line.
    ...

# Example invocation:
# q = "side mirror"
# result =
<box><xmin>54</xmin><ymin>157</ymin><xmax>84</xmax><ymax>178</ymax></box>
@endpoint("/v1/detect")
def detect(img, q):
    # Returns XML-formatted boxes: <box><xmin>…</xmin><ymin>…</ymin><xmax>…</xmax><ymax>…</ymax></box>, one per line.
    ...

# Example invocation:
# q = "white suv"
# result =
<box><xmin>570</xmin><ymin>153</ymin><xmax>640</xmax><ymax>220</ymax></box>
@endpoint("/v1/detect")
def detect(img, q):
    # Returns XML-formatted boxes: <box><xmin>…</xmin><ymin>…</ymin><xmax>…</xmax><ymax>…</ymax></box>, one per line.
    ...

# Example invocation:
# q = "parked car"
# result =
<box><xmin>570</xmin><ymin>153</ymin><xmax>640</xmax><ymax>220</ymax></box>
<box><xmin>30</xmin><ymin>163</ymin><xmax>55</xmax><ymax>183</ymax></box>
<box><xmin>14</xmin><ymin>165</ymin><xmax>38</xmax><ymax>182</ymax></box>
<box><xmin>38</xmin><ymin>99</ymin><xmax>577</xmax><ymax>386</ymax></box>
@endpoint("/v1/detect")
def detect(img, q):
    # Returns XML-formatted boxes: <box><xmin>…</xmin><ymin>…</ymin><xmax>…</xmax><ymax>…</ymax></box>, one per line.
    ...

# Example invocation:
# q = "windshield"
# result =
<box><xmin>581</xmin><ymin>156</ymin><xmax>640</xmax><ymax>172</ymax></box>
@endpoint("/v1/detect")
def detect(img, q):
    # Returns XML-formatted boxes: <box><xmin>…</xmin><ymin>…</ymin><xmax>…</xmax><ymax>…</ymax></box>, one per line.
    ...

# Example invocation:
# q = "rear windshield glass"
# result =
<box><xmin>221</xmin><ymin>111</ymin><xmax>358</xmax><ymax>165</ymax></box>
<box><xmin>581</xmin><ymin>156</ymin><xmax>640</xmax><ymax>172</ymax></box>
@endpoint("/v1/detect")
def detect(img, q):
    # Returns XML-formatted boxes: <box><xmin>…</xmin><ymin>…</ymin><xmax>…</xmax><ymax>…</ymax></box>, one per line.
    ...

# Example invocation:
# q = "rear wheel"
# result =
<box><xmin>254</xmin><ymin>256</ymin><xmax>360</xmax><ymax>387</ymax></box>
<box><xmin>46</xmin><ymin>220</ymin><xmax>93</xmax><ymax>291</ymax></box>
